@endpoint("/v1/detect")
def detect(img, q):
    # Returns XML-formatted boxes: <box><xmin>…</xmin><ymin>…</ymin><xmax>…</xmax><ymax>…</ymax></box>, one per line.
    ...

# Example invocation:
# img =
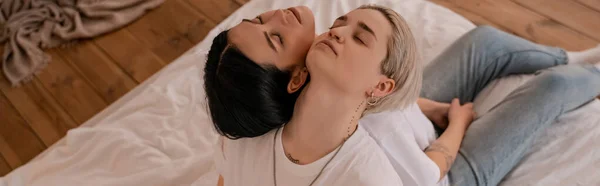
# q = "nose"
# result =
<box><xmin>271</xmin><ymin>9</ymin><xmax>289</xmax><ymax>25</ymax></box>
<box><xmin>328</xmin><ymin>28</ymin><xmax>345</xmax><ymax>43</ymax></box>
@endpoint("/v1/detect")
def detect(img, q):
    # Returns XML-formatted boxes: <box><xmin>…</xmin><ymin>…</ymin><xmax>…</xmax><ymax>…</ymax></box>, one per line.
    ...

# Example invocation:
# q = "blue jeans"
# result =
<box><xmin>421</xmin><ymin>26</ymin><xmax>600</xmax><ymax>186</ymax></box>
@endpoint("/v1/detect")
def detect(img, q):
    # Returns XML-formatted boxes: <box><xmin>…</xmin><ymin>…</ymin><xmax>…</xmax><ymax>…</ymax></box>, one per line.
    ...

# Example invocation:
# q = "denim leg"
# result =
<box><xmin>421</xmin><ymin>25</ymin><xmax>568</xmax><ymax>104</ymax></box>
<box><xmin>448</xmin><ymin>65</ymin><xmax>600</xmax><ymax>186</ymax></box>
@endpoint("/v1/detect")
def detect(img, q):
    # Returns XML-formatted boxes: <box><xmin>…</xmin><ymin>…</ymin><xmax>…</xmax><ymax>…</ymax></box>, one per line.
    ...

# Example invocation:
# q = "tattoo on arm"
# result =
<box><xmin>425</xmin><ymin>142</ymin><xmax>455</xmax><ymax>175</ymax></box>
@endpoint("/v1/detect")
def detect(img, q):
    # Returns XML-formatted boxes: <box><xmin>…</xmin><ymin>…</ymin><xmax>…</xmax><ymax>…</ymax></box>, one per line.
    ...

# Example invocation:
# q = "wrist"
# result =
<box><xmin>447</xmin><ymin>121</ymin><xmax>468</xmax><ymax>133</ymax></box>
<box><xmin>418</xmin><ymin>99</ymin><xmax>434</xmax><ymax>114</ymax></box>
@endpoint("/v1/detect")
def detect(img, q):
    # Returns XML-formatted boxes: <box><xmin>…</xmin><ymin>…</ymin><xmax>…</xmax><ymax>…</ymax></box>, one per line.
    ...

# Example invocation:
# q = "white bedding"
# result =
<box><xmin>2</xmin><ymin>0</ymin><xmax>599</xmax><ymax>185</ymax></box>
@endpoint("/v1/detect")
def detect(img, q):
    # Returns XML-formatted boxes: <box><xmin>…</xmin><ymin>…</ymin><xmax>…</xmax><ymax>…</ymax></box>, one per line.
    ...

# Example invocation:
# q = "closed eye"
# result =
<box><xmin>329</xmin><ymin>22</ymin><xmax>342</xmax><ymax>29</ymax></box>
<box><xmin>272</xmin><ymin>33</ymin><xmax>284</xmax><ymax>46</ymax></box>
<box><xmin>257</xmin><ymin>16</ymin><xmax>263</xmax><ymax>24</ymax></box>
<box><xmin>354</xmin><ymin>36</ymin><xmax>365</xmax><ymax>45</ymax></box>
<box><xmin>242</xmin><ymin>16</ymin><xmax>263</xmax><ymax>24</ymax></box>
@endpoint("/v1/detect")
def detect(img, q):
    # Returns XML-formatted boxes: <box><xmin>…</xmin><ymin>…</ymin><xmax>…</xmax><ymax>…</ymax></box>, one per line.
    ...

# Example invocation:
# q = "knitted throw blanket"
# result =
<box><xmin>0</xmin><ymin>0</ymin><xmax>165</xmax><ymax>86</ymax></box>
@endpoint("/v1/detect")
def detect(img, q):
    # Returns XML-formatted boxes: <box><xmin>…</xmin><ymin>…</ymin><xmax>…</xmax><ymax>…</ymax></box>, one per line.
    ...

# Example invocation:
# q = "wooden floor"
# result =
<box><xmin>0</xmin><ymin>0</ymin><xmax>599</xmax><ymax>176</ymax></box>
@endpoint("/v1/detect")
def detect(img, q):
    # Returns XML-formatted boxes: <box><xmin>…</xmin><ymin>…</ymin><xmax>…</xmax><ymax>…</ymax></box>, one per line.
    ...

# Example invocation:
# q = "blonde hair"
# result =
<box><xmin>359</xmin><ymin>5</ymin><xmax>422</xmax><ymax>114</ymax></box>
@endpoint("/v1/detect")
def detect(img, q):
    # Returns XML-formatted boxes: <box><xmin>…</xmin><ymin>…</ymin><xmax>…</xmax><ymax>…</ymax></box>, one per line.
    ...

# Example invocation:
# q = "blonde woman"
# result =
<box><xmin>205</xmin><ymin>4</ymin><xmax>600</xmax><ymax>186</ymax></box>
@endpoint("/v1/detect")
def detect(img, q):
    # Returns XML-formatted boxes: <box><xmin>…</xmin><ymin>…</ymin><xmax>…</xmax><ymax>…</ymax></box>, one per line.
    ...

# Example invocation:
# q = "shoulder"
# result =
<box><xmin>340</xmin><ymin>149</ymin><xmax>404</xmax><ymax>186</ymax></box>
<box><xmin>215</xmin><ymin>129</ymin><xmax>277</xmax><ymax>173</ymax></box>
<box><xmin>360</xmin><ymin>103</ymin><xmax>422</xmax><ymax>136</ymax></box>
<box><xmin>360</xmin><ymin>103</ymin><xmax>435</xmax><ymax>149</ymax></box>
<box><xmin>222</xmin><ymin>128</ymin><xmax>278</xmax><ymax>150</ymax></box>
<box><xmin>336</xmin><ymin>127</ymin><xmax>403</xmax><ymax>185</ymax></box>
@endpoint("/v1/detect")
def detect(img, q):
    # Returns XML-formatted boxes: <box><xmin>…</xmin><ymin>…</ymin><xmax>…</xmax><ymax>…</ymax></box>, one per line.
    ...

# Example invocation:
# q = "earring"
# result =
<box><xmin>367</xmin><ymin>91</ymin><xmax>379</xmax><ymax>106</ymax></box>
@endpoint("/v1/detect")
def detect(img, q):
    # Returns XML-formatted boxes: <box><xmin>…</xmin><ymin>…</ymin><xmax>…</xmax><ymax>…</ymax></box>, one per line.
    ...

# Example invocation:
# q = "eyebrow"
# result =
<box><xmin>242</xmin><ymin>15</ymin><xmax>263</xmax><ymax>23</ymax></box>
<box><xmin>263</xmin><ymin>31</ymin><xmax>277</xmax><ymax>52</ymax></box>
<box><xmin>241</xmin><ymin>18</ymin><xmax>277</xmax><ymax>52</ymax></box>
<box><xmin>358</xmin><ymin>21</ymin><xmax>377</xmax><ymax>41</ymax></box>
<box><xmin>335</xmin><ymin>16</ymin><xmax>377</xmax><ymax>41</ymax></box>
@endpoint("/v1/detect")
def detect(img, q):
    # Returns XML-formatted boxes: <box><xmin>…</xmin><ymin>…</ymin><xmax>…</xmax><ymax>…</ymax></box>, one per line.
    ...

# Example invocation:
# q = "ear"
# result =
<box><xmin>287</xmin><ymin>66</ymin><xmax>309</xmax><ymax>94</ymax></box>
<box><xmin>368</xmin><ymin>77</ymin><xmax>395</xmax><ymax>98</ymax></box>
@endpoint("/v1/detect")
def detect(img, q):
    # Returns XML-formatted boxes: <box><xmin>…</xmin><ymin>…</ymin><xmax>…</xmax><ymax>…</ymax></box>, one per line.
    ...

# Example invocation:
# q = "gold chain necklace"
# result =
<box><xmin>272</xmin><ymin>128</ymin><xmax>347</xmax><ymax>186</ymax></box>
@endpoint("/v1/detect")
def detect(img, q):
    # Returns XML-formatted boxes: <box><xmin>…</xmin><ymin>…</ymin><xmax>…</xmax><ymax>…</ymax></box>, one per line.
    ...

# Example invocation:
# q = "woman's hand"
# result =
<box><xmin>448</xmin><ymin>98</ymin><xmax>475</xmax><ymax>131</ymax></box>
<box><xmin>425</xmin><ymin>98</ymin><xmax>474</xmax><ymax>181</ymax></box>
<box><xmin>417</xmin><ymin>98</ymin><xmax>451</xmax><ymax>129</ymax></box>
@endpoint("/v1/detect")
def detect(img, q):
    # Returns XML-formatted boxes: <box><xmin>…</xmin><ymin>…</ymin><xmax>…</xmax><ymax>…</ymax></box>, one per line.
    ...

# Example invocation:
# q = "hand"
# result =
<box><xmin>448</xmin><ymin>98</ymin><xmax>475</xmax><ymax>131</ymax></box>
<box><xmin>418</xmin><ymin>98</ymin><xmax>451</xmax><ymax>129</ymax></box>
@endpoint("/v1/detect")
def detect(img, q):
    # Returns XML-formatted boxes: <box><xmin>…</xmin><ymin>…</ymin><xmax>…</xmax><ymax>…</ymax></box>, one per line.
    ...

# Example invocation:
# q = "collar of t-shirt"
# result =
<box><xmin>275</xmin><ymin>125</ymin><xmax>366</xmax><ymax>178</ymax></box>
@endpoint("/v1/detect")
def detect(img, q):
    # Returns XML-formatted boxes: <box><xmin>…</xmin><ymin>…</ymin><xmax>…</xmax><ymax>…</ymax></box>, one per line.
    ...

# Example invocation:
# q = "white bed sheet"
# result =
<box><xmin>1</xmin><ymin>0</ymin><xmax>599</xmax><ymax>185</ymax></box>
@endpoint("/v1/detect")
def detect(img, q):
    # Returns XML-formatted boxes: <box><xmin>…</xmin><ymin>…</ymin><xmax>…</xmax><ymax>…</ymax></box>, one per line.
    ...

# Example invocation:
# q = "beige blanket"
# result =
<box><xmin>0</xmin><ymin>0</ymin><xmax>165</xmax><ymax>86</ymax></box>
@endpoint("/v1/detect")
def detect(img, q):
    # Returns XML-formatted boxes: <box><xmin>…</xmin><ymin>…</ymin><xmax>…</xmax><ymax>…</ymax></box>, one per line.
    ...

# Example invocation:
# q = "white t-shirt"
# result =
<box><xmin>214</xmin><ymin>125</ymin><xmax>403</xmax><ymax>186</ymax></box>
<box><xmin>361</xmin><ymin>103</ymin><xmax>450</xmax><ymax>186</ymax></box>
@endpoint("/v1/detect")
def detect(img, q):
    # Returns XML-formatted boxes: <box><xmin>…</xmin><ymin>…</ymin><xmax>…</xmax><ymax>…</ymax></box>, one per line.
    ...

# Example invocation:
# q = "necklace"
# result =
<box><xmin>273</xmin><ymin>100</ymin><xmax>364</xmax><ymax>185</ymax></box>
<box><xmin>272</xmin><ymin>128</ymin><xmax>348</xmax><ymax>186</ymax></box>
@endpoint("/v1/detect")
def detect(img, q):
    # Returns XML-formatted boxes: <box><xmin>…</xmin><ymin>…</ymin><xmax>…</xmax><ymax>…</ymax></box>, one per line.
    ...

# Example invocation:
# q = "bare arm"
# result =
<box><xmin>425</xmin><ymin>98</ymin><xmax>473</xmax><ymax>181</ymax></box>
<box><xmin>417</xmin><ymin>98</ymin><xmax>450</xmax><ymax>129</ymax></box>
<box><xmin>425</xmin><ymin>123</ymin><xmax>465</xmax><ymax>181</ymax></box>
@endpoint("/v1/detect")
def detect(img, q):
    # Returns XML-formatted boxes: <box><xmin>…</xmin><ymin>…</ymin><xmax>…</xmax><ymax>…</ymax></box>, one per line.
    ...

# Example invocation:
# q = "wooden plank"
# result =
<box><xmin>94</xmin><ymin>29</ymin><xmax>166</xmax><ymax>83</ymax></box>
<box><xmin>577</xmin><ymin>0</ymin><xmax>600</xmax><ymax>13</ymax></box>
<box><xmin>442</xmin><ymin>0</ymin><xmax>598</xmax><ymax>51</ymax></box>
<box><xmin>514</xmin><ymin>0</ymin><xmax>600</xmax><ymax>41</ymax></box>
<box><xmin>430</xmin><ymin>0</ymin><xmax>513</xmax><ymax>33</ymax></box>
<box><xmin>0</xmin><ymin>75</ymin><xmax>75</xmax><ymax>147</ymax></box>
<box><xmin>0</xmin><ymin>93</ymin><xmax>46</xmax><ymax>168</ymax></box>
<box><xmin>127</xmin><ymin>0</ymin><xmax>216</xmax><ymax>62</ymax></box>
<box><xmin>185</xmin><ymin>0</ymin><xmax>241</xmax><ymax>24</ymax></box>
<box><xmin>234</xmin><ymin>0</ymin><xmax>250</xmax><ymax>5</ymax></box>
<box><xmin>0</xmin><ymin>155</ymin><xmax>10</xmax><ymax>176</ymax></box>
<box><xmin>35</xmin><ymin>50</ymin><xmax>107</xmax><ymax>124</ymax></box>
<box><xmin>0</xmin><ymin>135</ymin><xmax>22</xmax><ymax>169</ymax></box>
<box><xmin>0</xmin><ymin>43</ymin><xmax>75</xmax><ymax>146</ymax></box>
<box><xmin>56</xmin><ymin>41</ymin><xmax>138</xmax><ymax>103</ymax></box>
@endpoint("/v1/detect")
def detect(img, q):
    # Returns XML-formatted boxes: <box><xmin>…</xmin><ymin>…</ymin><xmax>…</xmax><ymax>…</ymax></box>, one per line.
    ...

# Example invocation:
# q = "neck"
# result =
<box><xmin>282</xmin><ymin>82</ymin><xmax>366</xmax><ymax>165</ymax></box>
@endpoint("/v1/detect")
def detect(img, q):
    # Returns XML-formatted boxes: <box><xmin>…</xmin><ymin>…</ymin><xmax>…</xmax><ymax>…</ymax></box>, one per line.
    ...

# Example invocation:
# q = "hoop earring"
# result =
<box><xmin>367</xmin><ymin>92</ymin><xmax>379</xmax><ymax>106</ymax></box>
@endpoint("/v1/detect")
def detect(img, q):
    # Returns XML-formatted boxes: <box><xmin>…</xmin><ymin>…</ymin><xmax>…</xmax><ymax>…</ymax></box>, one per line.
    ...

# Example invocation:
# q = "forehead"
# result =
<box><xmin>346</xmin><ymin>8</ymin><xmax>392</xmax><ymax>39</ymax></box>
<box><xmin>228</xmin><ymin>22</ymin><xmax>275</xmax><ymax>67</ymax></box>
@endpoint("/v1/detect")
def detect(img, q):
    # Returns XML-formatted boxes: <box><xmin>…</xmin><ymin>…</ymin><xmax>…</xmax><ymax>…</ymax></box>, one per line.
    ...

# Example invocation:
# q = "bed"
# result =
<box><xmin>1</xmin><ymin>0</ymin><xmax>598</xmax><ymax>185</ymax></box>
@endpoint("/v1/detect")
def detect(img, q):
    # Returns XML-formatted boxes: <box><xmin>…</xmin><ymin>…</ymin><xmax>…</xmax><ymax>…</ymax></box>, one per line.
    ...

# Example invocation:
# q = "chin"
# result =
<box><xmin>305</xmin><ymin>50</ymin><xmax>333</xmax><ymax>79</ymax></box>
<box><xmin>306</xmin><ymin>49</ymin><xmax>325</xmax><ymax>66</ymax></box>
<box><xmin>298</xmin><ymin>6</ymin><xmax>315</xmax><ymax>27</ymax></box>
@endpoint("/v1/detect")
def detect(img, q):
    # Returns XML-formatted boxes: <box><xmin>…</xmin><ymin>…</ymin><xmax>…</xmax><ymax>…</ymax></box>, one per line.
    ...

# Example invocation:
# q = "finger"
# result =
<box><xmin>451</xmin><ymin>98</ymin><xmax>460</xmax><ymax>107</ymax></box>
<box><xmin>464</xmin><ymin>103</ymin><xmax>474</xmax><ymax>108</ymax></box>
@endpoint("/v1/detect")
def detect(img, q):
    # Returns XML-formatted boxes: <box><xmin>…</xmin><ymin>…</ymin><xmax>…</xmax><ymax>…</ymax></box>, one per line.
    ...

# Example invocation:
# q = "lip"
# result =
<box><xmin>317</xmin><ymin>39</ymin><xmax>338</xmax><ymax>56</ymax></box>
<box><xmin>288</xmin><ymin>7</ymin><xmax>303</xmax><ymax>24</ymax></box>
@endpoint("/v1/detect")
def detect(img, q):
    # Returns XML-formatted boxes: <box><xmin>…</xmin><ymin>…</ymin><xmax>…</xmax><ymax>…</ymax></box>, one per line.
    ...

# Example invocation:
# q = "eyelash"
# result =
<box><xmin>273</xmin><ymin>33</ymin><xmax>284</xmax><ymax>45</ymax></box>
<box><xmin>253</xmin><ymin>16</ymin><xmax>284</xmax><ymax>46</ymax></box>
<box><xmin>354</xmin><ymin>36</ymin><xmax>365</xmax><ymax>45</ymax></box>
<box><xmin>328</xmin><ymin>25</ymin><xmax>366</xmax><ymax>46</ymax></box>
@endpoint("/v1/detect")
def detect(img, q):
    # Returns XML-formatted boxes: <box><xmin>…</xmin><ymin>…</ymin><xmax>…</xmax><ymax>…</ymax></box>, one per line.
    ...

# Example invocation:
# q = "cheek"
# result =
<box><xmin>341</xmin><ymin>49</ymin><xmax>382</xmax><ymax>82</ymax></box>
<box><xmin>288</xmin><ymin>32</ymin><xmax>314</xmax><ymax>55</ymax></box>
<box><xmin>342</xmin><ymin>47</ymin><xmax>375</xmax><ymax>72</ymax></box>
